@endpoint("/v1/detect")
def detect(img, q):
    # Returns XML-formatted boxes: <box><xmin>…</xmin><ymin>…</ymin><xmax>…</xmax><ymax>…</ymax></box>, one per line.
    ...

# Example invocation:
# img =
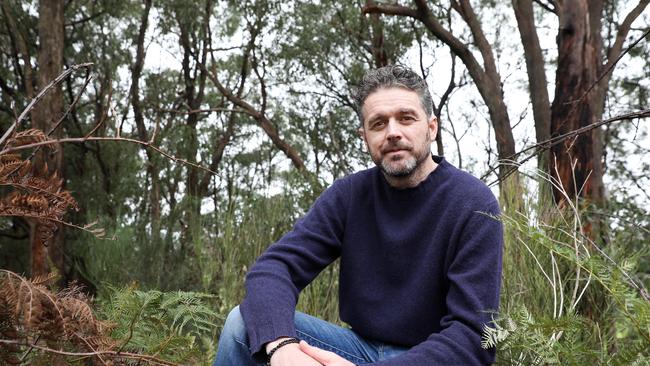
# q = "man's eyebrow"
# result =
<box><xmin>365</xmin><ymin>113</ymin><xmax>385</xmax><ymax>123</ymax></box>
<box><xmin>397</xmin><ymin>108</ymin><xmax>418</xmax><ymax>115</ymax></box>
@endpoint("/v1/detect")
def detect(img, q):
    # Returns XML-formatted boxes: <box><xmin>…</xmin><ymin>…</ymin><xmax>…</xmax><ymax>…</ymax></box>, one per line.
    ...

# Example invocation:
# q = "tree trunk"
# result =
<box><xmin>30</xmin><ymin>0</ymin><xmax>65</xmax><ymax>280</ymax></box>
<box><xmin>366</xmin><ymin>0</ymin><xmax>389</xmax><ymax>68</ymax></box>
<box><xmin>130</xmin><ymin>0</ymin><xmax>161</xmax><ymax>245</ymax></box>
<box><xmin>550</xmin><ymin>0</ymin><xmax>604</xmax><ymax>206</ymax></box>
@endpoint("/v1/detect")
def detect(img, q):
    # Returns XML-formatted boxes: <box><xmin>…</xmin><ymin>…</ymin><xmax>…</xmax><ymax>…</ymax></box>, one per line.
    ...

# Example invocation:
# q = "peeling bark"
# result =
<box><xmin>550</xmin><ymin>0</ymin><xmax>602</xmax><ymax>203</ymax></box>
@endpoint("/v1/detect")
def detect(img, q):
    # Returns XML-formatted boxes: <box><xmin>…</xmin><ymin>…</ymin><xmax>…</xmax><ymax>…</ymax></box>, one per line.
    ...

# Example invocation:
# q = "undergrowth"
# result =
<box><xmin>484</xmin><ymin>169</ymin><xmax>650</xmax><ymax>365</ymax></box>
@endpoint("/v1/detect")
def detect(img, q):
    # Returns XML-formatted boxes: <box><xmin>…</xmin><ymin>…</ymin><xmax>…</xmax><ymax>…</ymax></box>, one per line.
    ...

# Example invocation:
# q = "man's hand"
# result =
<box><xmin>266</xmin><ymin>338</ymin><xmax>321</xmax><ymax>366</ymax></box>
<box><xmin>299</xmin><ymin>341</ymin><xmax>356</xmax><ymax>366</ymax></box>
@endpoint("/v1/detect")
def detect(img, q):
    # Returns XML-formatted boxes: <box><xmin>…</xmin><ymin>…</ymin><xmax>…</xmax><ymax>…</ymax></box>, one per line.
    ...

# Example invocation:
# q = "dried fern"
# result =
<box><xmin>0</xmin><ymin>270</ymin><xmax>116</xmax><ymax>364</ymax></box>
<box><xmin>0</xmin><ymin>270</ymin><xmax>192</xmax><ymax>365</ymax></box>
<box><xmin>4</xmin><ymin>129</ymin><xmax>52</xmax><ymax>149</ymax></box>
<box><xmin>0</xmin><ymin>127</ymin><xmax>108</xmax><ymax>244</ymax></box>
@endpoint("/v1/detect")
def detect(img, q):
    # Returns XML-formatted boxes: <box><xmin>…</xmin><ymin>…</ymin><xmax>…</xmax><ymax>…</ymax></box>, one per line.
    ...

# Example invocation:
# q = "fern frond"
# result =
<box><xmin>98</xmin><ymin>286</ymin><xmax>219</xmax><ymax>364</ymax></box>
<box><xmin>4</xmin><ymin>128</ymin><xmax>51</xmax><ymax>149</ymax></box>
<box><xmin>0</xmin><ymin>270</ymin><xmax>126</xmax><ymax>364</ymax></box>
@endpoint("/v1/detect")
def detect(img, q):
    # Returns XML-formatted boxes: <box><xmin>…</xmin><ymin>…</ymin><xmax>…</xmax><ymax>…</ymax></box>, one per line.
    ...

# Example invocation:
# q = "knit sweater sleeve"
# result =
<box><xmin>239</xmin><ymin>180</ymin><xmax>347</xmax><ymax>361</ymax></box>
<box><xmin>371</xmin><ymin>198</ymin><xmax>503</xmax><ymax>366</ymax></box>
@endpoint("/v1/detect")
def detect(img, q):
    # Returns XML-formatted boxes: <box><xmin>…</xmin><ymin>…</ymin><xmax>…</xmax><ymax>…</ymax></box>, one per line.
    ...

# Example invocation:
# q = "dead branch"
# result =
<box><xmin>0</xmin><ymin>339</ymin><xmax>181</xmax><ymax>366</ymax></box>
<box><xmin>483</xmin><ymin>108</ymin><xmax>650</xmax><ymax>185</ymax></box>
<box><xmin>575</xmin><ymin>27</ymin><xmax>650</xmax><ymax>104</ymax></box>
<box><xmin>0</xmin><ymin>63</ymin><xmax>93</xmax><ymax>147</ymax></box>
<box><xmin>0</xmin><ymin>136</ymin><xmax>220</xmax><ymax>177</ymax></box>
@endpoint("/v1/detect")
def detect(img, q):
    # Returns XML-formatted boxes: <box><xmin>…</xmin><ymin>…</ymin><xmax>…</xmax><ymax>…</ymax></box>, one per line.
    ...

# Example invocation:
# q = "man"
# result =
<box><xmin>214</xmin><ymin>65</ymin><xmax>503</xmax><ymax>365</ymax></box>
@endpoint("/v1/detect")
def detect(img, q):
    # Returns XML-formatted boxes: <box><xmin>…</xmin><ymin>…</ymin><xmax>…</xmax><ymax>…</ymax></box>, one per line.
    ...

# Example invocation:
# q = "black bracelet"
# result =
<box><xmin>266</xmin><ymin>337</ymin><xmax>300</xmax><ymax>365</ymax></box>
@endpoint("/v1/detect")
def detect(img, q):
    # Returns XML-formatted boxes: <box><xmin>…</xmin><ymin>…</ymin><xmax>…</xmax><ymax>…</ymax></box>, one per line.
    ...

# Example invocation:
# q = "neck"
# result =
<box><xmin>383</xmin><ymin>155</ymin><xmax>438</xmax><ymax>189</ymax></box>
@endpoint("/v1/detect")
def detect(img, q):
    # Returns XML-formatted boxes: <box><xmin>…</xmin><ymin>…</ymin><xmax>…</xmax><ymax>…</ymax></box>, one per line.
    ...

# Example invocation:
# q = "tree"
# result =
<box><xmin>30</xmin><ymin>0</ymin><xmax>65</xmax><ymax>279</ymax></box>
<box><xmin>364</xmin><ymin>0</ymin><xmax>650</xmax><ymax>209</ymax></box>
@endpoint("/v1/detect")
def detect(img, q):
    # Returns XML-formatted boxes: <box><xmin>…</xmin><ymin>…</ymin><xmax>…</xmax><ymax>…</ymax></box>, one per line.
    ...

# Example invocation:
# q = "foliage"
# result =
<box><xmin>0</xmin><ymin>0</ymin><xmax>649</xmax><ymax>364</ymax></box>
<box><xmin>0</xmin><ymin>269</ymin><xmax>223</xmax><ymax>365</ymax></box>
<box><xmin>97</xmin><ymin>286</ymin><xmax>220</xmax><ymax>365</ymax></box>
<box><xmin>0</xmin><ymin>129</ymin><xmax>80</xmax><ymax>244</ymax></box>
<box><xmin>485</xmin><ymin>171</ymin><xmax>650</xmax><ymax>365</ymax></box>
<box><xmin>0</xmin><ymin>270</ymin><xmax>114</xmax><ymax>365</ymax></box>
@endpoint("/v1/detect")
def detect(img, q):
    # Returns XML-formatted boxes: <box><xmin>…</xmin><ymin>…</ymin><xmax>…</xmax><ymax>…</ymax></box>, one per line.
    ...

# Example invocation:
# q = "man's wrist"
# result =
<box><xmin>265</xmin><ymin>336</ymin><xmax>293</xmax><ymax>354</ymax></box>
<box><xmin>265</xmin><ymin>337</ymin><xmax>301</xmax><ymax>364</ymax></box>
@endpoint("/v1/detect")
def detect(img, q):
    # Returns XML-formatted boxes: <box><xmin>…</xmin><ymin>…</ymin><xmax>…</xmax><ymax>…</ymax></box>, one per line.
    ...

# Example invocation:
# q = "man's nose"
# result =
<box><xmin>386</xmin><ymin>118</ymin><xmax>403</xmax><ymax>140</ymax></box>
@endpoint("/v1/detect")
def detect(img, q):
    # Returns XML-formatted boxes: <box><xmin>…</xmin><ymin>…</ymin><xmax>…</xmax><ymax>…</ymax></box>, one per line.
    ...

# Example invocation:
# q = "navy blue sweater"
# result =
<box><xmin>240</xmin><ymin>157</ymin><xmax>503</xmax><ymax>365</ymax></box>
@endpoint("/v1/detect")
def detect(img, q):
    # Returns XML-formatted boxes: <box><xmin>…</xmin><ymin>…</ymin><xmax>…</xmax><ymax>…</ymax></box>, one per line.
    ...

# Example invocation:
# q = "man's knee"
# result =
<box><xmin>221</xmin><ymin>305</ymin><xmax>247</xmax><ymax>341</ymax></box>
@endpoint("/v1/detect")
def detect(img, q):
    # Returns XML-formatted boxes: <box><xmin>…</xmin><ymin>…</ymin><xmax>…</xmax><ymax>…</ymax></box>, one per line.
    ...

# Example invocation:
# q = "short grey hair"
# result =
<box><xmin>352</xmin><ymin>65</ymin><xmax>434</xmax><ymax>122</ymax></box>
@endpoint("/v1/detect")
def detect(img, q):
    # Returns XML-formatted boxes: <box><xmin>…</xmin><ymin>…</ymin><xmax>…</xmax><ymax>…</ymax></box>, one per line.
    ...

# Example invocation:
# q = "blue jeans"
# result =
<box><xmin>213</xmin><ymin>306</ymin><xmax>408</xmax><ymax>365</ymax></box>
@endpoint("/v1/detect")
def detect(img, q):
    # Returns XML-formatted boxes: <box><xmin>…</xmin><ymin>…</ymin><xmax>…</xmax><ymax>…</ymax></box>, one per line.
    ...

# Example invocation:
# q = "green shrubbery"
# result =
<box><xmin>22</xmin><ymin>171</ymin><xmax>646</xmax><ymax>365</ymax></box>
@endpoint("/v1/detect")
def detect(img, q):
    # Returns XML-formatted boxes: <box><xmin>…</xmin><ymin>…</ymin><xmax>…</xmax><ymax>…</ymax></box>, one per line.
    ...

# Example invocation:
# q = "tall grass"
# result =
<box><xmin>488</xmin><ymin>169</ymin><xmax>650</xmax><ymax>365</ymax></box>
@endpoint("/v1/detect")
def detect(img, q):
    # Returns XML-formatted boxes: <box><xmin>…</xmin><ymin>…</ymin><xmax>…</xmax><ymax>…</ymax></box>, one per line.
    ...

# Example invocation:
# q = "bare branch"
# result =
<box><xmin>605</xmin><ymin>0</ymin><xmax>650</xmax><ymax>64</ymax></box>
<box><xmin>49</xmin><ymin>73</ymin><xmax>94</xmax><ymax>137</ymax></box>
<box><xmin>483</xmin><ymin>109</ymin><xmax>650</xmax><ymax>184</ymax></box>
<box><xmin>532</xmin><ymin>0</ymin><xmax>557</xmax><ymax>14</ymax></box>
<box><xmin>0</xmin><ymin>136</ymin><xmax>221</xmax><ymax>177</ymax></box>
<box><xmin>64</xmin><ymin>11</ymin><xmax>106</xmax><ymax>27</ymax></box>
<box><xmin>156</xmin><ymin>107</ymin><xmax>254</xmax><ymax>116</ymax></box>
<box><xmin>576</xmin><ymin>27</ymin><xmax>650</xmax><ymax>104</ymax></box>
<box><xmin>0</xmin><ymin>339</ymin><xmax>181</xmax><ymax>366</ymax></box>
<box><xmin>204</xmin><ymin>64</ymin><xmax>306</xmax><ymax>170</ymax></box>
<box><xmin>362</xmin><ymin>3</ymin><xmax>419</xmax><ymax>18</ymax></box>
<box><xmin>0</xmin><ymin>63</ymin><xmax>94</xmax><ymax>147</ymax></box>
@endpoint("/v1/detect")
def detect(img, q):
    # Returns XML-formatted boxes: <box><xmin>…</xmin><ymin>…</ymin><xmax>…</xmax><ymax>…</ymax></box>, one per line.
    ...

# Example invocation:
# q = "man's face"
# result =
<box><xmin>359</xmin><ymin>87</ymin><xmax>437</xmax><ymax>177</ymax></box>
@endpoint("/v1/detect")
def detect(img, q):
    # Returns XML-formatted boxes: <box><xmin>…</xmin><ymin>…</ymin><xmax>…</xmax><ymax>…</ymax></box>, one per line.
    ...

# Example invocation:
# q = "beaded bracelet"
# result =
<box><xmin>266</xmin><ymin>337</ymin><xmax>301</xmax><ymax>365</ymax></box>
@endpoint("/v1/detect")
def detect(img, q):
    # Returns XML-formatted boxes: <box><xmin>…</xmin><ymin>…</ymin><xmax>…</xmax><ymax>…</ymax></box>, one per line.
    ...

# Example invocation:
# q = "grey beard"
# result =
<box><xmin>380</xmin><ymin>156</ymin><xmax>417</xmax><ymax>177</ymax></box>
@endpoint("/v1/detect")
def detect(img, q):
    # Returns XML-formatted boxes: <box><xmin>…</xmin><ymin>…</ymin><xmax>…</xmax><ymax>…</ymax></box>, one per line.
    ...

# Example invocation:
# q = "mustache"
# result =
<box><xmin>381</xmin><ymin>141</ymin><xmax>412</xmax><ymax>153</ymax></box>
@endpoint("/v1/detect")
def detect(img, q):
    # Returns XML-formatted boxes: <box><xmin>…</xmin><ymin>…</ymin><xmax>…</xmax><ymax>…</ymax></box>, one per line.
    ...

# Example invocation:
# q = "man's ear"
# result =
<box><xmin>358</xmin><ymin>127</ymin><xmax>369</xmax><ymax>152</ymax></box>
<box><xmin>428</xmin><ymin>116</ymin><xmax>438</xmax><ymax>141</ymax></box>
<box><xmin>358</xmin><ymin>127</ymin><xmax>366</xmax><ymax>142</ymax></box>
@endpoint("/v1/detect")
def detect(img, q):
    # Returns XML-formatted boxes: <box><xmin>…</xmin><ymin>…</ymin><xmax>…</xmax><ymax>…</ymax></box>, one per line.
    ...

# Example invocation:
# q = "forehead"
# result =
<box><xmin>361</xmin><ymin>87</ymin><xmax>424</xmax><ymax>120</ymax></box>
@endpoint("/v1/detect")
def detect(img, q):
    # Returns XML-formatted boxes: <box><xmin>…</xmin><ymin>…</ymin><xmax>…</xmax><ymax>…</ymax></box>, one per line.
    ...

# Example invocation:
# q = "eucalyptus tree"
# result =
<box><xmin>364</xmin><ymin>0</ymin><xmax>650</xmax><ymax>210</ymax></box>
<box><xmin>0</xmin><ymin>0</ymin><xmax>149</xmax><ymax>282</ymax></box>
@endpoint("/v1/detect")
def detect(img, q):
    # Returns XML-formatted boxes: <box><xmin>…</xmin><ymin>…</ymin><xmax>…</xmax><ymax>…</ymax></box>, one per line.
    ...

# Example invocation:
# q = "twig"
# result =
<box><xmin>6</xmin><ymin>73</ymin><xmax>98</xmax><ymax>179</ymax></box>
<box><xmin>0</xmin><ymin>339</ymin><xmax>181</xmax><ymax>366</ymax></box>
<box><xmin>0</xmin><ymin>136</ymin><xmax>220</xmax><ymax>177</ymax></box>
<box><xmin>155</xmin><ymin>106</ymin><xmax>253</xmax><ymax>116</ymax></box>
<box><xmin>483</xmin><ymin>108</ymin><xmax>650</xmax><ymax>185</ymax></box>
<box><xmin>0</xmin><ymin>63</ymin><xmax>93</xmax><ymax>147</ymax></box>
<box><xmin>19</xmin><ymin>334</ymin><xmax>40</xmax><ymax>361</ymax></box>
<box><xmin>48</xmin><ymin>73</ymin><xmax>95</xmax><ymax>137</ymax></box>
<box><xmin>572</xmin><ymin>28</ymin><xmax>650</xmax><ymax>104</ymax></box>
<box><xmin>0</xmin><ymin>212</ymin><xmax>108</xmax><ymax>239</ymax></box>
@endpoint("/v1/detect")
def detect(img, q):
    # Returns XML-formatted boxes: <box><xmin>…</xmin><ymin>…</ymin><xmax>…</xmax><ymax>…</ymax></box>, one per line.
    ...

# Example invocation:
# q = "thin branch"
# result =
<box><xmin>0</xmin><ymin>136</ymin><xmax>220</xmax><ymax>177</ymax></box>
<box><xmin>532</xmin><ymin>0</ymin><xmax>557</xmax><ymax>14</ymax></box>
<box><xmin>208</xmin><ymin>45</ymin><xmax>244</xmax><ymax>52</ymax></box>
<box><xmin>483</xmin><ymin>109</ymin><xmax>650</xmax><ymax>184</ymax></box>
<box><xmin>574</xmin><ymin>27</ymin><xmax>650</xmax><ymax>104</ymax></box>
<box><xmin>49</xmin><ymin>73</ymin><xmax>95</xmax><ymax>137</ymax></box>
<box><xmin>0</xmin><ymin>63</ymin><xmax>94</xmax><ymax>147</ymax></box>
<box><xmin>362</xmin><ymin>3</ymin><xmax>419</xmax><ymax>18</ymax></box>
<box><xmin>64</xmin><ymin>11</ymin><xmax>106</xmax><ymax>27</ymax></box>
<box><xmin>155</xmin><ymin>107</ymin><xmax>254</xmax><ymax>117</ymax></box>
<box><xmin>0</xmin><ymin>212</ymin><xmax>106</xmax><ymax>239</ymax></box>
<box><xmin>0</xmin><ymin>339</ymin><xmax>181</xmax><ymax>366</ymax></box>
<box><xmin>605</xmin><ymin>0</ymin><xmax>650</xmax><ymax>64</ymax></box>
<box><xmin>204</xmin><ymin>63</ymin><xmax>306</xmax><ymax>170</ymax></box>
